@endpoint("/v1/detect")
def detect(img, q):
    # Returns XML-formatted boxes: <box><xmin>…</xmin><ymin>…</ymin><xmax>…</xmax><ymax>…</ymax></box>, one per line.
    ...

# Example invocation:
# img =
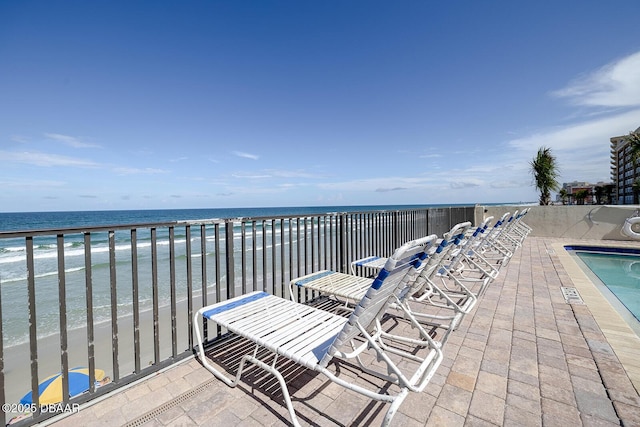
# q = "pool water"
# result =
<box><xmin>576</xmin><ymin>251</ymin><xmax>640</xmax><ymax>321</ymax></box>
<box><xmin>566</xmin><ymin>246</ymin><xmax>640</xmax><ymax>325</ymax></box>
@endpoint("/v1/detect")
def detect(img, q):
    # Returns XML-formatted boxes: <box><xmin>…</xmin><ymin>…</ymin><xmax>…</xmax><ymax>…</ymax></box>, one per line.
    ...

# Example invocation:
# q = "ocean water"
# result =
<box><xmin>0</xmin><ymin>205</ymin><xmax>469</xmax><ymax>232</ymax></box>
<box><xmin>1</xmin><ymin>204</ymin><xmax>480</xmax><ymax>349</ymax></box>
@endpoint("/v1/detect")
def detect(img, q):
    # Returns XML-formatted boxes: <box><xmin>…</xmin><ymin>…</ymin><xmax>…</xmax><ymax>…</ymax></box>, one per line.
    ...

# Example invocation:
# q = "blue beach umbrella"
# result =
<box><xmin>20</xmin><ymin>367</ymin><xmax>106</xmax><ymax>405</ymax></box>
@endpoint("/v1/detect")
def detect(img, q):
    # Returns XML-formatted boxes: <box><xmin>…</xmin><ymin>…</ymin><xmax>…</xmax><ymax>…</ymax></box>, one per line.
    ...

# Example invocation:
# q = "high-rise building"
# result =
<box><xmin>610</xmin><ymin>126</ymin><xmax>640</xmax><ymax>204</ymax></box>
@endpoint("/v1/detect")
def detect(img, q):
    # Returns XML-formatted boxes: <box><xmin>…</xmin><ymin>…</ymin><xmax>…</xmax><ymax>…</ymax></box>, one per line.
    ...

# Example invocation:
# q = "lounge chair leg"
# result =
<box><xmin>243</xmin><ymin>355</ymin><xmax>302</xmax><ymax>427</ymax></box>
<box><xmin>383</xmin><ymin>388</ymin><xmax>408</xmax><ymax>427</ymax></box>
<box><xmin>196</xmin><ymin>344</ymin><xmax>301</xmax><ymax>425</ymax></box>
<box><xmin>194</xmin><ymin>315</ymin><xmax>240</xmax><ymax>388</ymax></box>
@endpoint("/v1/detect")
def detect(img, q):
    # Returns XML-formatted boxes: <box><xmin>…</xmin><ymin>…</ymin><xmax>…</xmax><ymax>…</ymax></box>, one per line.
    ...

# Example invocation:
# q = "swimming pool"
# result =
<box><xmin>565</xmin><ymin>245</ymin><xmax>640</xmax><ymax>334</ymax></box>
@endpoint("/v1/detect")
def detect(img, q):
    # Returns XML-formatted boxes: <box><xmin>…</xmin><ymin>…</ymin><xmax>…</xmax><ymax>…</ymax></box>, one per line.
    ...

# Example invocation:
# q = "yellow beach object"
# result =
<box><xmin>20</xmin><ymin>367</ymin><xmax>106</xmax><ymax>405</ymax></box>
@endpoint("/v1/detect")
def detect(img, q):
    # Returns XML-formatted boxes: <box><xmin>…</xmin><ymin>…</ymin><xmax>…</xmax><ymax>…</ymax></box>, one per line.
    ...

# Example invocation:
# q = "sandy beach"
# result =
<box><xmin>3</xmin><ymin>296</ymin><xmax>200</xmax><ymax>420</ymax></box>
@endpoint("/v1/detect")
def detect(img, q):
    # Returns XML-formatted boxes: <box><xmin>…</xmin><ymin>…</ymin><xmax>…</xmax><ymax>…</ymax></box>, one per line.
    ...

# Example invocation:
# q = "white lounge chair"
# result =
<box><xmin>350</xmin><ymin>233</ymin><xmax>449</xmax><ymax>277</ymax></box>
<box><xmin>473</xmin><ymin>212</ymin><xmax>517</xmax><ymax>264</ymax></box>
<box><xmin>398</xmin><ymin>223</ymin><xmax>481</xmax><ymax>340</ymax></box>
<box><xmin>294</xmin><ymin>235</ymin><xmax>438</xmax><ymax>307</ymax></box>
<box><xmin>439</xmin><ymin>217</ymin><xmax>502</xmax><ymax>296</ymax></box>
<box><xmin>465</xmin><ymin>210</ymin><xmax>531</xmax><ymax>274</ymax></box>
<box><xmin>291</xmin><ymin>222</ymin><xmax>478</xmax><ymax>344</ymax></box>
<box><xmin>495</xmin><ymin>210</ymin><xmax>531</xmax><ymax>248</ymax></box>
<box><xmin>194</xmin><ymin>236</ymin><xmax>443</xmax><ymax>427</ymax></box>
<box><xmin>507</xmin><ymin>208</ymin><xmax>532</xmax><ymax>242</ymax></box>
<box><xmin>350</xmin><ymin>255</ymin><xmax>389</xmax><ymax>275</ymax></box>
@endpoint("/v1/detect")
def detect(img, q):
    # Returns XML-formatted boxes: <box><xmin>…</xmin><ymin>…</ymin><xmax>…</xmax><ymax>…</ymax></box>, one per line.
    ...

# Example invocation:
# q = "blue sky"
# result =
<box><xmin>1</xmin><ymin>1</ymin><xmax>639</xmax><ymax>212</ymax></box>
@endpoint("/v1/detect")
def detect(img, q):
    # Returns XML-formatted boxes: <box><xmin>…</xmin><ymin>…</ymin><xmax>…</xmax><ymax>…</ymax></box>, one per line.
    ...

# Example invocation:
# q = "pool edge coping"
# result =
<box><xmin>553</xmin><ymin>240</ymin><xmax>640</xmax><ymax>393</ymax></box>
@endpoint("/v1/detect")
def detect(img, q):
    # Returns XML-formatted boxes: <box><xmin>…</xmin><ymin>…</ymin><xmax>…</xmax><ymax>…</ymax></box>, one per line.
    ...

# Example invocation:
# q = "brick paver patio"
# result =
<box><xmin>46</xmin><ymin>237</ymin><xmax>640</xmax><ymax>426</ymax></box>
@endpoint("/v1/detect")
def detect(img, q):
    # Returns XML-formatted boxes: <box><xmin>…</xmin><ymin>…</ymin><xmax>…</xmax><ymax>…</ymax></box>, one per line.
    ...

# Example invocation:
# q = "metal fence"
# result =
<box><xmin>0</xmin><ymin>206</ymin><xmax>474</xmax><ymax>425</ymax></box>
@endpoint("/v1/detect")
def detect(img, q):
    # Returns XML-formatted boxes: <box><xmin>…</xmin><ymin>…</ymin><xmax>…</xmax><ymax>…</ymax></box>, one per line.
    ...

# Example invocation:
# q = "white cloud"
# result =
<box><xmin>226</xmin><ymin>168</ymin><xmax>325</xmax><ymax>180</ymax></box>
<box><xmin>231</xmin><ymin>173</ymin><xmax>272</xmax><ymax>179</ymax></box>
<box><xmin>113</xmin><ymin>167</ymin><xmax>168</xmax><ymax>175</ymax></box>
<box><xmin>509</xmin><ymin>109</ymin><xmax>640</xmax><ymax>152</ymax></box>
<box><xmin>0</xmin><ymin>178</ymin><xmax>66</xmax><ymax>188</ymax></box>
<box><xmin>0</xmin><ymin>150</ymin><xmax>99</xmax><ymax>167</ymax></box>
<box><xmin>507</xmin><ymin>109</ymin><xmax>640</xmax><ymax>183</ymax></box>
<box><xmin>449</xmin><ymin>180</ymin><xmax>482</xmax><ymax>189</ymax></box>
<box><xmin>170</xmin><ymin>156</ymin><xmax>189</xmax><ymax>162</ymax></box>
<box><xmin>10</xmin><ymin>135</ymin><xmax>29</xmax><ymax>143</ymax></box>
<box><xmin>318</xmin><ymin>176</ymin><xmax>434</xmax><ymax>192</ymax></box>
<box><xmin>552</xmin><ymin>50</ymin><xmax>640</xmax><ymax>108</ymax></box>
<box><xmin>232</xmin><ymin>151</ymin><xmax>260</xmax><ymax>160</ymax></box>
<box><xmin>278</xmin><ymin>183</ymin><xmax>307</xmax><ymax>189</ymax></box>
<box><xmin>500</xmin><ymin>51</ymin><xmax>640</xmax><ymax>187</ymax></box>
<box><xmin>44</xmin><ymin>133</ymin><xmax>101</xmax><ymax>148</ymax></box>
<box><xmin>375</xmin><ymin>187</ymin><xmax>408</xmax><ymax>193</ymax></box>
<box><xmin>490</xmin><ymin>180</ymin><xmax>525</xmax><ymax>189</ymax></box>
<box><xmin>266</xmin><ymin>169</ymin><xmax>326</xmax><ymax>179</ymax></box>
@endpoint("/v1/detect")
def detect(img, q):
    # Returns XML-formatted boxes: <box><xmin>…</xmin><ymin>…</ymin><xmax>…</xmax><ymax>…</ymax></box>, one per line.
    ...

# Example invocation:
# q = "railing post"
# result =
<box><xmin>185</xmin><ymin>226</ymin><xmax>193</xmax><ymax>349</ymax></box>
<box><xmin>57</xmin><ymin>234</ymin><xmax>70</xmax><ymax>406</ymax></box>
<box><xmin>271</xmin><ymin>219</ymin><xmax>277</xmax><ymax>297</ymax></box>
<box><xmin>150</xmin><ymin>228</ymin><xmax>160</xmax><ymax>365</ymax></box>
<box><xmin>109</xmin><ymin>230</ymin><xmax>120</xmax><ymax>380</ymax></box>
<box><xmin>129</xmin><ymin>229</ymin><xmax>140</xmax><ymax>373</ymax></box>
<box><xmin>393</xmin><ymin>211</ymin><xmax>400</xmax><ymax>249</ymax></box>
<box><xmin>225</xmin><ymin>221</ymin><xmax>235</xmax><ymax>299</ymax></box>
<box><xmin>25</xmin><ymin>236</ymin><xmax>40</xmax><ymax>411</ymax></box>
<box><xmin>0</xmin><ymin>272</ymin><xmax>4</xmax><ymax>427</ymax></box>
<box><xmin>200</xmin><ymin>224</ymin><xmax>208</xmax><ymax>340</ymax></box>
<box><xmin>261</xmin><ymin>220</ymin><xmax>267</xmax><ymax>292</ymax></box>
<box><xmin>338</xmin><ymin>213</ymin><xmax>348</xmax><ymax>273</ymax></box>
<box><xmin>169</xmin><ymin>227</ymin><xmax>177</xmax><ymax>358</ymax></box>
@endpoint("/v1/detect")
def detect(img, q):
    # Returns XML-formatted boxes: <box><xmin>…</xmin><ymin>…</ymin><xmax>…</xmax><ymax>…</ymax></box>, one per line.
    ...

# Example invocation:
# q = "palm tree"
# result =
<box><xmin>530</xmin><ymin>146</ymin><xmax>560</xmax><ymax>205</ymax></box>
<box><xmin>574</xmin><ymin>189</ymin><xmax>589</xmax><ymax>205</ymax></box>
<box><xmin>633</xmin><ymin>179</ymin><xmax>640</xmax><ymax>204</ymax></box>
<box><xmin>604</xmin><ymin>184</ymin><xmax>615</xmax><ymax>205</ymax></box>
<box><xmin>558</xmin><ymin>188</ymin><xmax>569</xmax><ymax>205</ymax></box>
<box><xmin>594</xmin><ymin>186</ymin><xmax>605</xmax><ymax>205</ymax></box>
<box><xmin>629</xmin><ymin>131</ymin><xmax>640</xmax><ymax>164</ymax></box>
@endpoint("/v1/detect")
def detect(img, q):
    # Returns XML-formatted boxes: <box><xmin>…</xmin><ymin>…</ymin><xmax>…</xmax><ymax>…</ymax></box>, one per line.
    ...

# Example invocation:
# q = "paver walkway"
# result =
<box><xmin>46</xmin><ymin>237</ymin><xmax>640</xmax><ymax>426</ymax></box>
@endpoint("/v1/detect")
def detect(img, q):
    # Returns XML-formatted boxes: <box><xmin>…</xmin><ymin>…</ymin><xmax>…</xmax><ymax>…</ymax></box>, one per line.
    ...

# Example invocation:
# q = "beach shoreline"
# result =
<box><xmin>3</xmin><ymin>296</ymin><xmax>199</xmax><ymax>420</ymax></box>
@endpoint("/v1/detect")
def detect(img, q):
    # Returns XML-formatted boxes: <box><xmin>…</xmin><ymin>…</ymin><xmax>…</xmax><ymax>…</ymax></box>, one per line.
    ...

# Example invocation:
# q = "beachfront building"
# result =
<box><xmin>557</xmin><ymin>181</ymin><xmax>613</xmax><ymax>205</ymax></box>
<box><xmin>610</xmin><ymin>126</ymin><xmax>640</xmax><ymax>204</ymax></box>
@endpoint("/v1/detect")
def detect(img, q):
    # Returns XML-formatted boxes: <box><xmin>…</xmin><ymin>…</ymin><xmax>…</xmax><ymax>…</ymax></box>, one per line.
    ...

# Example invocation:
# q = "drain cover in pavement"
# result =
<box><xmin>561</xmin><ymin>287</ymin><xmax>584</xmax><ymax>305</ymax></box>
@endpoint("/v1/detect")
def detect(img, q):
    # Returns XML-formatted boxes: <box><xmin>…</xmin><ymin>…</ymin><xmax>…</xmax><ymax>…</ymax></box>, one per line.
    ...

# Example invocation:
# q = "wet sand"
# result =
<box><xmin>3</xmin><ymin>298</ymin><xmax>196</xmax><ymax>420</ymax></box>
